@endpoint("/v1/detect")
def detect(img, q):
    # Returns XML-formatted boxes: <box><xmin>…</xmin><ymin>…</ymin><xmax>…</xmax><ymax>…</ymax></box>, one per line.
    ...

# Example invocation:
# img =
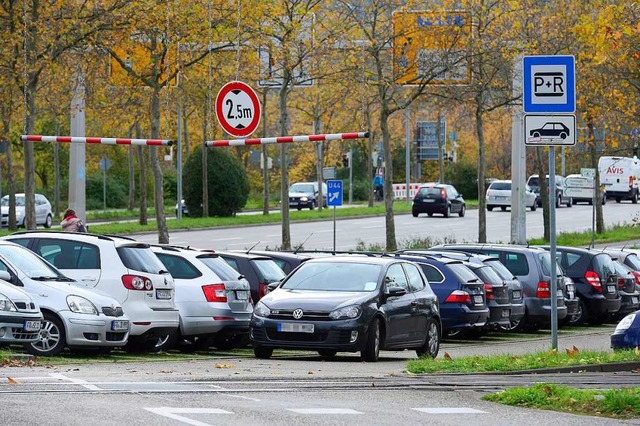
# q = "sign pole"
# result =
<box><xmin>333</xmin><ymin>205</ymin><xmax>336</xmax><ymax>252</ymax></box>
<box><xmin>549</xmin><ymin>147</ymin><xmax>558</xmax><ymax>350</ymax></box>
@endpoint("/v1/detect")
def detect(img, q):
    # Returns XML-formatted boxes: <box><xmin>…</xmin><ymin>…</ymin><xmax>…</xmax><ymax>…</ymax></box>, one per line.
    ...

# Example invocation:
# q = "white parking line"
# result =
<box><xmin>145</xmin><ymin>407</ymin><xmax>232</xmax><ymax>426</ymax></box>
<box><xmin>412</xmin><ymin>407</ymin><xmax>487</xmax><ymax>414</ymax></box>
<box><xmin>48</xmin><ymin>373</ymin><xmax>102</xmax><ymax>391</ymax></box>
<box><xmin>287</xmin><ymin>408</ymin><xmax>362</xmax><ymax>414</ymax></box>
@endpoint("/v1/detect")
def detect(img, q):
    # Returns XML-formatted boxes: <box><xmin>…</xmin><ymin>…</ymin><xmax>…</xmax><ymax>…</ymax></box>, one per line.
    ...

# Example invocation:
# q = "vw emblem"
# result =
<box><xmin>292</xmin><ymin>309</ymin><xmax>304</xmax><ymax>320</ymax></box>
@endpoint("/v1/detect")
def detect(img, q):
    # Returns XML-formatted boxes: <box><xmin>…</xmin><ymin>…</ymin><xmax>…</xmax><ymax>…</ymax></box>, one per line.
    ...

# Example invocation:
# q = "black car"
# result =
<box><xmin>234</xmin><ymin>250</ymin><xmax>313</xmax><ymax>274</ymax></box>
<box><xmin>217</xmin><ymin>251</ymin><xmax>287</xmax><ymax>303</ymax></box>
<box><xmin>538</xmin><ymin>246</ymin><xmax>621</xmax><ymax>325</ymax></box>
<box><xmin>411</xmin><ymin>184</ymin><xmax>465</xmax><ymax>218</ymax></box>
<box><xmin>463</xmin><ymin>262</ymin><xmax>512</xmax><ymax>333</ymax></box>
<box><xmin>610</xmin><ymin>259</ymin><xmax>640</xmax><ymax>317</ymax></box>
<box><xmin>250</xmin><ymin>256</ymin><xmax>441</xmax><ymax>362</ymax></box>
<box><xmin>288</xmin><ymin>182</ymin><xmax>327</xmax><ymax>210</ymax></box>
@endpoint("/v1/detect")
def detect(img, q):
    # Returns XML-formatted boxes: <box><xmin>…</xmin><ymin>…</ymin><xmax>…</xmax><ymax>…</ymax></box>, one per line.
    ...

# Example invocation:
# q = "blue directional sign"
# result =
<box><xmin>327</xmin><ymin>179</ymin><xmax>343</xmax><ymax>207</ymax></box>
<box><xmin>523</xmin><ymin>55</ymin><xmax>575</xmax><ymax>113</ymax></box>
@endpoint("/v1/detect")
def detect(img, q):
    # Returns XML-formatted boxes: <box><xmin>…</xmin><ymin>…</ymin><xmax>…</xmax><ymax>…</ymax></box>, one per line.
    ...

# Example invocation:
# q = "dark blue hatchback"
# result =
<box><xmin>394</xmin><ymin>254</ymin><xmax>489</xmax><ymax>337</ymax></box>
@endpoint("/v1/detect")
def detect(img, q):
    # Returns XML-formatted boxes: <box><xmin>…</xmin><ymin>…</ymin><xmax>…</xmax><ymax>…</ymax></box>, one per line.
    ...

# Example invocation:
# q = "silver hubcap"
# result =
<box><xmin>373</xmin><ymin>322</ymin><xmax>380</xmax><ymax>354</ymax></box>
<box><xmin>33</xmin><ymin>320</ymin><xmax>60</xmax><ymax>352</ymax></box>
<box><xmin>427</xmin><ymin>323</ymin><xmax>438</xmax><ymax>355</ymax></box>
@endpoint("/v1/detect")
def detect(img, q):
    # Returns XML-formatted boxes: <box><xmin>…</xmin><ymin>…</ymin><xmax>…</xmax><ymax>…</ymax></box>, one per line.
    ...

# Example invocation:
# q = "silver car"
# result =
<box><xmin>1</xmin><ymin>193</ymin><xmax>53</xmax><ymax>228</ymax></box>
<box><xmin>151</xmin><ymin>245</ymin><xmax>253</xmax><ymax>351</ymax></box>
<box><xmin>486</xmin><ymin>180</ymin><xmax>537</xmax><ymax>212</ymax></box>
<box><xmin>0</xmin><ymin>279</ymin><xmax>43</xmax><ymax>345</ymax></box>
<box><xmin>0</xmin><ymin>241</ymin><xmax>129</xmax><ymax>356</ymax></box>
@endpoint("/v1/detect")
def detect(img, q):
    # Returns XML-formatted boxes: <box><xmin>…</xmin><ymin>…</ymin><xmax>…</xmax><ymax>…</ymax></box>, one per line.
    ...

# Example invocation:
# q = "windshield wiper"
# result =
<box><xmin>30</xmin><ymin>276</ymin><xmax>61</xmax><ymax>281</ymax></box>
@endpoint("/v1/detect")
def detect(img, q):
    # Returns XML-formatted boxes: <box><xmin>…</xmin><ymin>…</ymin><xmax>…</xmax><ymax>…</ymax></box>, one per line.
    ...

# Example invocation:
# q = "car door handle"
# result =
<box><xmin>410</xmin><ymin>301</ymin><xmax>418</xmax><ymax>306</ymax></box>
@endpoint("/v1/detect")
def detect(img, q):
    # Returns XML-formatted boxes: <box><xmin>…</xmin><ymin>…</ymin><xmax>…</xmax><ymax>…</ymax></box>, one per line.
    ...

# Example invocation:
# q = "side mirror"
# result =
<box><xmin>385</xmin><ymin>286</ymin><xmax>407</xmax><ymax>297</ymax></box>
<box><xmin>0</xmin><ymin>271</ymin><xmax>11</xmax><ymax>282</ymax></box>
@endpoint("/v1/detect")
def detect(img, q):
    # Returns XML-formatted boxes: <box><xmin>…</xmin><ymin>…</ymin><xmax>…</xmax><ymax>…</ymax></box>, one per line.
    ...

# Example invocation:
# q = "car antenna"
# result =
<box><xmin>245</xmin><ymin>241</ymin><xmax>261</xmax><ymax>254</ymax></box>
<box><xmin>293</xmin><ymin>233</ymin><xmax>314</xmax><ymax>254</ymax></box>
<box><xmin>621</xmin><ymin>241</ymin><xmax>628</xmax><ymax>251</ymax></box>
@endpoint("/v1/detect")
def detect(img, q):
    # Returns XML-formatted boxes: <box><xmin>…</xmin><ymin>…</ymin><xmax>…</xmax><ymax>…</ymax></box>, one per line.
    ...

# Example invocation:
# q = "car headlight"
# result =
<box><xmin>15</xmin><ymin>211</ymin><xmax>22</xmax><ymax>217</ymax></box>
<box><xmin>329</xmin><ymin>305</ymin><xmax>361</xmax><ymax>320</ymax></box>
<box><xmin>67</xmin><ymin>295</ymin><xmax>98</xmax><ymax>315</ymax></box>
<box><xmin>253</xmin><ymin>301</ymin><xmax>271</xmax><ymax>318</ymax></box>
<box><xmin>614</xmin><ymin>313</ymin><xmax>636</xmax><ymax>332</ymax></box>
<box><xmin>300</xmin><ymin>196</ymin><xmax>308</xmax><ymax>202</ymax></box>
<box><xmin>0</xmin><ymin>293</ymin><xmax>17</xmax><ymax>312</ymax></box>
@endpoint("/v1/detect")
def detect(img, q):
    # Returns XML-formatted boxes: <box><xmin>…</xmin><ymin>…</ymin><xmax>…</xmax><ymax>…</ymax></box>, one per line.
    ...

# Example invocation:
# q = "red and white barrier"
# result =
<box><xmin>21</xmin><ymin>135</ymin><xmax>173</xmax><ymax>146</ymax></box>
<box><xmin>205</xmin><ymin>132</ymin><xmax>369</xmax><ymax>147</ymax></box>
<box><xmin>393</xmin><ymin>183</ymin><xmax>425</xmax><ymax>200</ymax></box>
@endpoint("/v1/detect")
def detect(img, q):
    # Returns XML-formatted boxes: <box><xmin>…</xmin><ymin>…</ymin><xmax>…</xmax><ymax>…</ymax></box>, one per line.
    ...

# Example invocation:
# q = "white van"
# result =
<box><xmin>598</xmin><ymin>156</ymin><xmax>640</xmax><ymax>203</ymax></box>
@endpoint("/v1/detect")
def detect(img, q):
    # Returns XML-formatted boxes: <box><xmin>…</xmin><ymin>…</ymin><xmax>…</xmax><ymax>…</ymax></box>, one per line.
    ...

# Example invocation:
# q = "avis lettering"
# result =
<box><xmin>606</xmin><ymin>166</ymin><xmax>624</xmax><ymax>174</ymax></box>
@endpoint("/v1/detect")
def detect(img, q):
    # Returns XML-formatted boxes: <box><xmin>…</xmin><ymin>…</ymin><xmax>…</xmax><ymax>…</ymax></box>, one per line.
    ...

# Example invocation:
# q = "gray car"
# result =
<box><xmin>1</xmin><ymin>193</ymin><xmax>53</xmax><ymax>228</ymax></box>
<box><xmin>0</xmin><ymin>278</ymin><xmax>43</xmax><ymax>345</ymax></box>
<box><xmin>151</xmin><ymin>245</ymin><xmax>253</xmax><ymax>351</ymax></box>
<box><xmin>0</xmin><ymin>241</ymin><xmax>129</xmax><ymax>356</ymax></box>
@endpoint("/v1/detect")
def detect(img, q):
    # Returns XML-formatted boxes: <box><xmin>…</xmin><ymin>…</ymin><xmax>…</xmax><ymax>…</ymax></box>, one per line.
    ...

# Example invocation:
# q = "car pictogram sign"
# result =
<box><xmin>215</xmin><ymin>81</ymin><xmax>261</xmax><ymax>138</ymax></box>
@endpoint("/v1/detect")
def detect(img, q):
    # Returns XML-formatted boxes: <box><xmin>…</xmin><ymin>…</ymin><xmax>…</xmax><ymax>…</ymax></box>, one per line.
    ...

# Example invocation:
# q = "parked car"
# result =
<box><xmin>411</xmin><ymin>184</ymin><xmax>465</xmax><ymax>218</ymax></box>
<box><xmin>538</xmin><ymin>246</ymin><xmax>621</xmax><ymax>325</ymax></box>
<box><xmin>611</xmin><ymin>310</ymin><xmax>640</xmax><ymax>350</ymax></box>
<box><xmin>610</xmin><ymin>259</ymin><xmax>640</xmax><ymax>317</ymax></box>
<box><xmin>233</xmin><ymin>250</ymin><xmax>313</xmax><ymax>275</ymax></box>
<box><xmin>1</xmin><ymin>194</ymin><xmax>53</xmax><ymax>228</ymax></box>
<box><xmin>598</xmin><ymin>156</ymin><xmax>640</xmax><ymax>203</ymax></box>
<box><xmin>288</xmin><ymin>182</ymin><xmax>328</xmax><ymax>210</ymax></box>
<box><xmin>434</xmin><ymin>244</ymin><xmax>571</xmax><ymax>330</ymax></box>
<box><xmin>485</xmin><ymin>180</ymin><xmax>537</xmax><ymax>212</ymax></box>
<box><xmin>216</xmin><ymin>251</ymin><xmax>287</xmax><ymax>303</ymax></box>
<box><xmin>402</xmin><ymin>249</ymin><xmax>525</xmax><ymax>332</ymax></box>
<box><xmin>0</xmin><ymin>241</ymin><xmax>129</xmax><ymax>356</ymax></box>
<box><xmin>175</xmin><ymin>199</ymin><xmax>188</xmax><ymax>217</ymax></box>
<box><xmin>0</xmin><ymin>278</ymin><xmax>43</xmax><ymax>346</ymax></box>
<box><xmin>527</xmin><ymin>174</ymin><xmax>571</xmax><ymax>208</ymax></box>
<box><xmin>151</xmin><ymin>245</ymin><xmax>252</xmax><ymax>351</ymax></box>
<box><xmin>4</xmin><ymin>232</ymin><xmax>179</xmax><ymax>352</ymax></box>
<box><xmin>250</xmin><ymin>256</ymin><xmax>441</xmax><ymax>361</ymax></box>
<box><xmin>461</xmin><ymin>262</ymin><xmax>511</xmax><ymax>333</ymax></box>
<box><xmin>393</xmin><ymin>254</ymin><xmax>489</xmax><ymax>337</ymax></box>
<box><xmin>601</xmin><ymin>249</ymin><xmax>640</xmax><ymax>287</ymax></box>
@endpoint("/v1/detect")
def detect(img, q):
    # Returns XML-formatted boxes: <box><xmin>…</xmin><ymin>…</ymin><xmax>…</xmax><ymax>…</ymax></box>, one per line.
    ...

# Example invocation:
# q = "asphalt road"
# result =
<box><xmin>132</xmin><ymin>201</ymin><xmax>640</xmax><ymax>250</ymax></box>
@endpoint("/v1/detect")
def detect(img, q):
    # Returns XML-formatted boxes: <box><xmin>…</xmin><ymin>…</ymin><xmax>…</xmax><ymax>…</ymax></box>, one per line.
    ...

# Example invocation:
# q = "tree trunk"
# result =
<box><xmin>588</xmin><ymin>120</ymin><xmax>605</xmax><ymax>234</ymax></box>
<box><xmin>150</xmin><ymin>89</ymin><xmax>169</xmax><ymax>244</ymax></box>
<box><xmin>475</xmin><ymin>104</ymin><xmax>487</xmax><ymax>243</ymax></box>
<box><xmin>24</xmin><ymin>79</ymin><xmax>37</xmax><ymax>230</ymax></box>
<box><xmin>136</xmin><ymin>122</ymin><xmax>148</xmax><ymax>225</ymax></box>
<box><xmin>1</xmin><ymin>115</ymin><xmax>16</xmax><ymax>231</ymax></box>
<box><xmin>279</xmin><ymin>78</ymin><xmax>291</xmax><ymax>250</ymax></box>
<box><xmin>535</xmin><ymin>146</ymin><xmax>550</xmax><ymax>241</ymax></box>
<box><xmin>381</xmin><ymin>106</ymin><xmax>397</xmax><ymax>252</ymax></box>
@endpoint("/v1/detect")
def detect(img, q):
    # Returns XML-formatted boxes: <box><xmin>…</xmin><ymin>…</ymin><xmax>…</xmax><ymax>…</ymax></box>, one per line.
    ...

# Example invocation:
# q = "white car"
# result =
<box><xmin>151</xmin><ymin>245</ymin><xmax>253</xmax><ymax>351</ymax></box>
<box><xmin>0</xmin><ymin>279</ymin><xmax>43</xmax><ymax>346</ymax></box>
<box><xmin>4</xmin><ymin>232</ymin><xmax>179</xmax><ymax>352</ymax></box>
<box><xmin>486</xmin><ymin>180</ymin><xmax>537</xmax><ymax>212</ymax></box>
<box><xmin>1</xmin><ymin>193</ymin><xmax>53</xmax><ymax>228</ymax></box>
<box><xmin>0</xmin><ymin>241</ymin><xmax>129</xmax><ymax>356</ymax></box>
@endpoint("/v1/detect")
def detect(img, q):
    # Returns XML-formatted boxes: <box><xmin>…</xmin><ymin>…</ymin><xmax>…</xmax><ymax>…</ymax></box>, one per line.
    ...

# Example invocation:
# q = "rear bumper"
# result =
<box><xmin>583</xmin><ymin>294</ymin><xmax>621</xmax><ymax>316</ymax></box>
<box><xmin>618</xmin><ymin>292</ymin><xmax>640</xmax><ymax>316</ymax></box>
<box><xmin>441</xmin><ymin>304</ymin><xmax>489</xmax><ymax>332</ymax></box>
<box><xmin>525</xmin><ymin>298</ymin><xmax>568</xmax><ymax>324</ymax></box>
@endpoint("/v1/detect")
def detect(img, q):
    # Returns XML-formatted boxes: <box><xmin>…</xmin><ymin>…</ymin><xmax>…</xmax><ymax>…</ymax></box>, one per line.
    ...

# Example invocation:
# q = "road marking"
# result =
<box><xmin>287</xmin><ymin>408</ymin><xmax>362</xmax><ymax>414</ymax></box>
<box><xmin>145</xmin><ymin>407</ymin><xmax>232</xmax><ymax>426</ymax></box>
<box><xmin>48</xmin><ymin>373</ymin><xmax>102</xmax><ymax>391</ymax></box>
<box><xmin>412</xmin><ymin>407</ymin><xmax>487</xmax><ymax>414</ymax></box>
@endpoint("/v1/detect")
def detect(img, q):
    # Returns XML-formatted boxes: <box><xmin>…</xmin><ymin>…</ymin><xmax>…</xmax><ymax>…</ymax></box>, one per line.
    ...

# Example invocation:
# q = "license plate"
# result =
<box><xmin>501</xmin><ymin>309</ymin><xmax>511</xmax><ymax>318</ymax></box>
<box><xmin>557</xmin><ymin>289</ymin><xmax>563</xmax><ymax>297</ymax></box>
<box><xmin>424</xmin><ymin>199</ymin><xmax>435</xmax><ymax>203</ymax></box>
<box><xmin>156</xmin><ymin>289</ymin><xmax>172</xmax><ymax>300</ymax></box>
<box><xmin>512</xmin><ymin>290</ymin><xmax>521</xmax><ymax>300</ymax></box>
<box><xmin>236</xmin><ymin>290</ymin><xmax>249</xmax><ymax>300</ymax></box>
<box><xmin>607</xmin><ymin>285</ymin><xmax>616</xmax><ymax>294</ymax></box>
<box><xmin>23</xmin><ymin>320</ymin><xmax>41</xmax><ymax>332</ymax></box>
<box><xmin>632</xmin><ymin>296</ymin><xmax>639</xmax><ymax>304</ymax></box>
<box><xmin>568</xmin><ymin>291</ymin><xmax>574</xmax><ymax>299</ymax></box>
<box><xmin>473</xmin><ymin>295</ymin><xmax>483</xmax><ymax>304</ymax></box>
<box><xmin>111</xmin><ymin>320</ymin><xmax>129</xmax><ymax>331</ymax></box>
<box><xmin>278</xmin><ymin>322</ymin><xmax>314</xmax><ymax>333</ymax></box>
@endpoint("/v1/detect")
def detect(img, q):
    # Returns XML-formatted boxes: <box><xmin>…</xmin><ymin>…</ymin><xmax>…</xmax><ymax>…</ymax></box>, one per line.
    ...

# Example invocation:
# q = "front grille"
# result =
<box><xmin>266</xmin><ymin>329</ymin><xmax>328</xmax><ymax>342</ymax></box>
<box><xmin>270</xmin><ymin>310</ymin><xmax>331</xmax><ymax>321</ymax></box>
<box><xmin>10</xmin><ymin>328</ymin><xmax>40</xmax><ymax>340</ymax></box>
<box><xmin>106</xmin><ymin>332</ymin><xmax>127</xmax><ymax>342</ymax></box>
<box><xmin>14</xmin><ymin>302</ymin><xmax>37</xmax><ymax>311</ymax></box>
<box><xmin>102</xmin><ymin>306</ymin><xmax>124</xmax><ymax>317</ymax></box>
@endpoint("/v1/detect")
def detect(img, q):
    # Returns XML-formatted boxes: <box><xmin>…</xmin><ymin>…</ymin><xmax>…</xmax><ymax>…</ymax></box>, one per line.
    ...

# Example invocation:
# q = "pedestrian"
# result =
<box><xmin>373</xmin><ymin>174</ymin><xmax>384</xmax><ymax>201</ymax></box>
<box><xmin>61</xmin><ymin>208</ymin><xmax>87</xmax><ymax>232</ymax></box>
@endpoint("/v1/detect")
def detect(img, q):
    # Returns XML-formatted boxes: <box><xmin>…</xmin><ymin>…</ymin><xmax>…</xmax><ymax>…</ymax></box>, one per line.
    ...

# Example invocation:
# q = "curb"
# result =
<box><xmin>1</xmin><ymin>353</ymin><xmax>36</xmax><ymax>364</ymax></box>
<box><xmin>412</xmin><ymin>361</ymin><xmax>640</xmax><ymax>376</ymax></box>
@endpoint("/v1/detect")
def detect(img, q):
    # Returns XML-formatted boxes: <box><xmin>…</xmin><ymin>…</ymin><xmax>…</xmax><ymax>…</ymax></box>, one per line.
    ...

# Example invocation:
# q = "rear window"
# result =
<box><xmin>484</xmin><ymin>259</ymin><xmax>514</xmax><ymax>280</ymax></box>
<box><xmin>527</xmin><ymin>177</ymin><xmax>539</xmax><ymax>186</ymax></box>
<box><xmin>472</xmin><ymin>265</ymin><xmax>502</xmax><ymax>285</ymax></box>
<box><xmin>198</xmin><ymin>255</ymin><xmax>243</xmax><ymax>281</ymax></box>
<box><xmin>592</xmin><ymin>254</ymin><xmax>616</xmax><ymax>278</ymax></box>
<box><xmin>417</xmin><ymin>187</ymin><xmax>443</xmax><ymax>196</ymax></box>
<box><xmin>489</xmin><ymin>182</ymin><xmax>511</xmax><ymax>190</ymax></box>
<box><xmin>624</xmin><ymin>254</ymin><xmax>640</xmax><ymax>271</ymax></box>
<box><xmin>155</xmin><ymin>253</ymin><xmax>201</xmax><ymax>279</ymax></box>
<box><xmin>503</xmin><ymin>253</ymin><xmax>529</xmax><ymax>276</ymax></box>
<box><xmin>447</xmin><ymin>263</ymin><xmax>482</xmax><ymax>283</ymax></box>
<box><xmin>117</xmin><ymin>246</ymin><xmax>167</xmax><ymax>274</ymax></box>
<box><xmin>537</xmin><ymin>252</ymin><xmax>563</xmax><ymax>277</ymax></box>
<box><xmin>251</xmin><ymin>259</ymin><xmax>286</xmax><ymax>283</ymax></box>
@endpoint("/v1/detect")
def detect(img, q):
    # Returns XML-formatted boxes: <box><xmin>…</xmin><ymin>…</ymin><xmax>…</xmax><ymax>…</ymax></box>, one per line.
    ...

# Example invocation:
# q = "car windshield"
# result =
<box><xmin>290</xmin><ymin>184</ymin><xmax>314</xmax><ymax>193</ymax></box>
<box><xmin>0</xmin><ymin>245</ymin><xmax>62</xmax><ymax>279</ymax></box>
<box><xmin>281</xmin><ymin>261</ymin><xmax>382</xmax><ymax>292</ymax></box>
<box><xmin>198</xmin><ymin>255</ymin><xmax>243</xmax><ymax>281</ymax></box>
<box><xmin>117</xmin><ymin>246</ymin><xmax>167</xmax><ymax>274</ymax></box>
<box><xmin>251</xmin><ymin>259</ymin><xmax>287</xmax><ymax>282</ymax></box>
<box><xmin>1</xmin><ymin>196</ymin><xmax>25</xmax><ymax>207</ymax></box>
<box><xmin>489</xmin><ymin>182</ymin><xmax>510</xmax><ymax>191</ymax></box>
<box><xmin>528</xmin><ymin>177</ymin><xmax>539</xmax><ymax>187</ymax></box>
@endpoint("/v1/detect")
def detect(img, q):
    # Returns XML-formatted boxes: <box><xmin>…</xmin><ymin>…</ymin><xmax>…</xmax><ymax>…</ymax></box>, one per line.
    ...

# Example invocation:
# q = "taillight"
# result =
<box><xmin>618</xmin><ymin>277</ymin><xmax>626</xmax><ymax>289</ymax></box>
<box><xmin>444</xmin><ymin>290</ymin><xmax>472</xmax><ymax>304</ymax></box>
<box><xmin>259</xmin><ymin>282</ymin><xmax>269</xmax><ymax>299</ymax></box>
<box><xmin>441</xmin><ymin>189</ymin><xmax>446</xmax><ymax>199</ymax></box>
<box><xmin>585</xmin><ymin>271</ymin><xmax>602</xmax><ymax>293</ymax></box>
<box><xmin>122</xmin><ymin>275</ymin><xmax>153</xmax><ymax>291</ymax></box>
<box><xmin>536</xmin><ymin>281</ymin><xmax>550</xmax><ymax>299</ymax></box>
<box><xmin>631</xmin><ymin>271</ymin><xmax>640</xmax><ymax>286</ymax></box>
<box><xmin>202</xmin><ymin>284</ymin><xmax>227</xmax><ymax>302</ymax></box>
<box><xmin>629</xmin><ymin>176</ymin><xmax>634</xmax><ymax>188</ymax></box>
<box><xmin>484</xmin><ymin>283</ymin><xmax>494</xmax><ymax>300</ymax></box>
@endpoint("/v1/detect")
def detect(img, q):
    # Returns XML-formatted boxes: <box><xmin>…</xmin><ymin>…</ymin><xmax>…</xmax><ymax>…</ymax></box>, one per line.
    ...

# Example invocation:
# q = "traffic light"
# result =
<box><xmin>342</xmin><ymin>154</ymin><xmax>349</xmax><ymax>168</ymax></box>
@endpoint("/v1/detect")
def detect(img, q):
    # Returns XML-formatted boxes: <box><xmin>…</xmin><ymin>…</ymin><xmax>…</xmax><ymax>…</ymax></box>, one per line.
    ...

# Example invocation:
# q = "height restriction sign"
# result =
<box><xmin>215</xmin><ymin>81</ymin><xmax>262</xmax><ymax>138</ymax></box>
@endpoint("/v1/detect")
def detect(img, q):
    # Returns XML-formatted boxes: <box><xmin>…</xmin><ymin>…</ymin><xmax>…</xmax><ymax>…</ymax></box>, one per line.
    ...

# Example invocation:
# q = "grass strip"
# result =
<box><xmin>406</xmin><ymin>349</ymin><xmax>640</xmax><ymax>374</ymax></box>
<box><xmin>529</xmin><ymin>222</ymin><xmax>640</xmax><ymax>247</ymax></box>
<box><xmin>483</xmin><ymin>383</ymin><xmax>640</xmax><ymax>419</ymax></box>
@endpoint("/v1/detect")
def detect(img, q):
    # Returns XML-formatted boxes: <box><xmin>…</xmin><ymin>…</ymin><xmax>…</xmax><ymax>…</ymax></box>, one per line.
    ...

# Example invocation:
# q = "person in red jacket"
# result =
<box><xmin>60</xmin><ymin>208</ymin><xmax>86</xmax><ymax>232</ymax></box>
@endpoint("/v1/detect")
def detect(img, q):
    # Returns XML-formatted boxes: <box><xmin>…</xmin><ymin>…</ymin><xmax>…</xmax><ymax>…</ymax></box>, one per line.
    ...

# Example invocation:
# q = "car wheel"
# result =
<box><xmin>572</xmin><ymin>198</ymin><xmax>577</xmax><ymax>205</ymax></box>
<box><xmin>459</xmin><ymin>205</ymin><xmax>465</xmax><ymax>217</ymax></box>
<box><xmin>412</xmin><ymin>210</ymin><xmax>419</xmax><ymax>218</ymax></box>
<box><xmin>213</xmin><ymin>334</ymin><xmax>240</xmax><ymax>350</ymax></box>
<box><xmin>559</xmin><ymin>132</ymin><xmax>567</xmax><ymax>139</ymax></box>
<box><xmin>318</xmin><ymin>349</ymin><xmax>337</xmax><ymax>358</ymax></box>
<box><xmin>500</xmin><ymin>206</ymin><xmax>507</xmax><ymax>212</ymax></box>
<box><xmin>446</xmin><ymin>328</ymin><xmax>463</xmax><ymax>338</ymax></box>
<box><xmin>632</xmin><ymin>191</ymin><xmax>638</xmax><ymax>204</ymax></box>
<box><xmin>555</xmin><ymin>196</ymin><xmax>560</xmax><ymax>208</ymax></box>
<box><xmin>44</xmin><ymin>214</ymin><xmax>52</xmax><ymax>228</ymax></box>
<box><xmin>310</xmin><ymin>200</ymin><xmax>316</xmax><ymax>210</ymax></box>
<box><xmin>297</xmin><ymin>207</ymin><xmax>302</xmax><ymax>211</ymax></box>
<box><xmin>566</xmin><ymin>197</ymin><xmax>572</xmax><ymax>207</ymax></box>
<box><xmin>125</xmin><ymin>336</ymin><xmax>166</xmax><ymax>353</ymax></box>
<box><xmin>443</xmin><ymin>205</ymin><xmax>450</xmax><ymax>218</ymax></box>
<box><xmin>254</xmin><ymin>346</ymin><xmax>273</xmax><ymax>359</ymax></box>
<box><xmin>28</xmin><ymin>313</ymin><xmax>66</xmax><ymax>357</ymax></box>
<box><xmin>616</xmin><ymin>197</ymin><xmax>621</xmax><ymax>203</ymax></box>
<box><xmin>500</xmin><ymin>318</ymin><xmax>524</xmax><ymax>333</ymax></box>
<box><xmin>532</xmin><ymin>132</ymin><xmax>540</xmax><ymax>138</ymax></box>
<box><xmin>154</xmin><ymin>332</ymin><xmax>178</xmax><ymax>352</ymax></box>
<box><xmin>416</xmin><ymin>319</ymin><xmax>440</xmax><ymax>358</ymax></box>
<box><xmin>567</xmin><ymin>298</ymin><xmax>586</xmax><ymax>326</ymax></box>
<box><xmin>487</xmin><ymin>206</ymin><xmax>493</xmax><ymax>211</ymax></box>
<box><xmin>361</xmin><ymin>318</ymin><xmax>381</xmax><ymax>362</ymax></box>
<box><xmin>427</xmin><ymin>212</ymin><xmax>433</xmax><ymax>217</ymax></box>
<box><xmin>530</xmin><ymin>202</ymin><xmax>537</xmax><ymax>211</ymax></box>
<box><xmin>602</xmin><ymin>196</ymin><xmax>606</xmax><ymax>205</ymax></box>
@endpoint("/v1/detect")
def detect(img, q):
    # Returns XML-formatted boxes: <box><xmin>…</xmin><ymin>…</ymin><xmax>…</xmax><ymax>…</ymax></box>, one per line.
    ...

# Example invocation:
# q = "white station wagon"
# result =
<box><xmin>486</xmin><ymin>180</ymin><xmax>538</xmax><ymax>212</ymax></box>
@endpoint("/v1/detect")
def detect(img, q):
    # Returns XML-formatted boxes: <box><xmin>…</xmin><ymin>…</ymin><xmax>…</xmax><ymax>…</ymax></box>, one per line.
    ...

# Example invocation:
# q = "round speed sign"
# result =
<box><xmin>215</xmin><ymin>81</ymin><xmax>261</xmax><ymax>138</ymax></box>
